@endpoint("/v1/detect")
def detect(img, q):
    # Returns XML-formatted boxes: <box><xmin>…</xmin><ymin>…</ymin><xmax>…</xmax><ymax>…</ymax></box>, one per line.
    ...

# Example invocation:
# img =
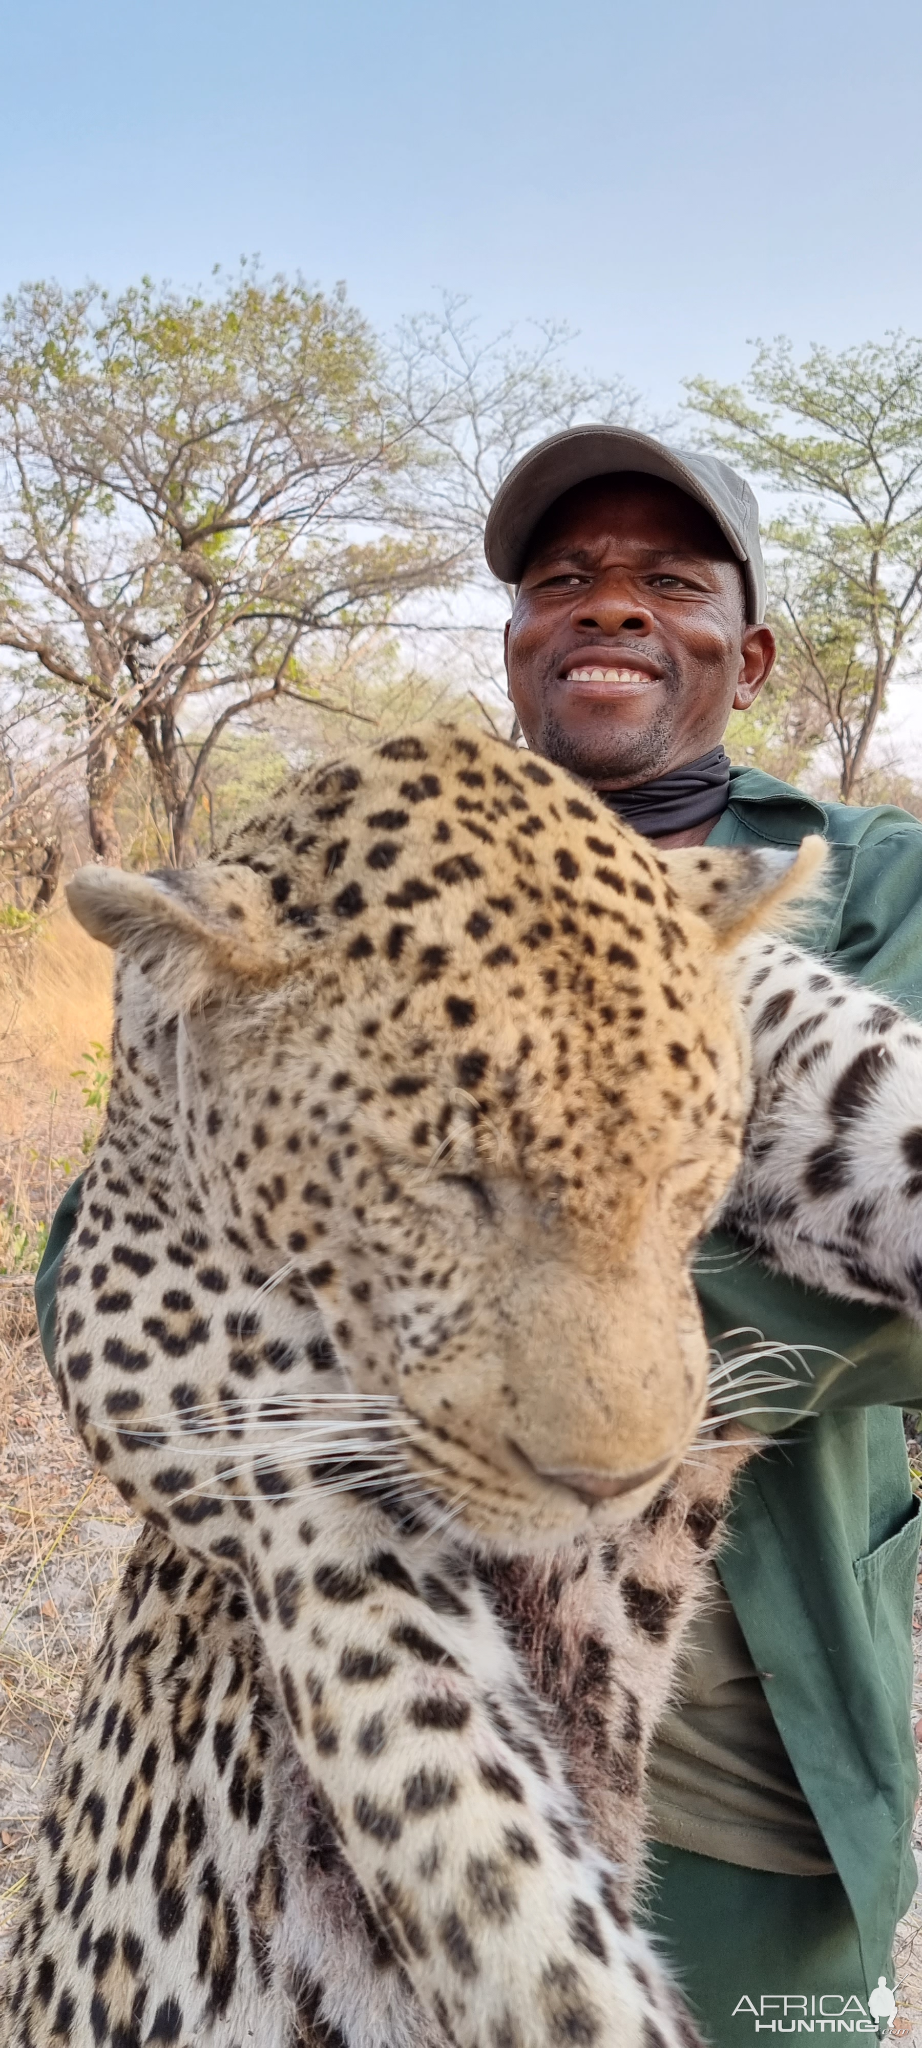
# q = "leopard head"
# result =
<box><xmin>68</xmin><ymin>724</ymin><xmax>822</xmax><ymax>1544</ymax></box>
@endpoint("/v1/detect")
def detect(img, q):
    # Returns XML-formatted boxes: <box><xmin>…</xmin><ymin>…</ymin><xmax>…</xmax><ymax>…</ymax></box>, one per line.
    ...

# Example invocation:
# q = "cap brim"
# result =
<box><xmin>484</xmin><ymin>424</ymin><xmax>751</xmax><ymax>600</ymax></box>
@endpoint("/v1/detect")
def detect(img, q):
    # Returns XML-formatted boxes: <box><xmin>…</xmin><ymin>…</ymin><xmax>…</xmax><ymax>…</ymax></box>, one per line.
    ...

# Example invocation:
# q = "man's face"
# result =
<box><xmin>504</xmin><ymin>473</ymin><xmax>775</xmax><ymax>787</ymax></box>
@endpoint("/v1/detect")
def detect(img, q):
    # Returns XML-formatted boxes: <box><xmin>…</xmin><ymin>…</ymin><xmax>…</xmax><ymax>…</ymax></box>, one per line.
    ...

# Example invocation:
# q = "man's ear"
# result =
<box><xmin>655</xmin><ymin>837</ymin><xmax>827</xmax><ymax>950</ymax></box>
<box><xmin>66</xmin><ymin>863</ymin><xmax>301</xmax><ymax>1008</ymax></box>
<box><xmin>733</xmin><ymin>624</ymin><xmax>776</xmax><ymax>710</ymax></box>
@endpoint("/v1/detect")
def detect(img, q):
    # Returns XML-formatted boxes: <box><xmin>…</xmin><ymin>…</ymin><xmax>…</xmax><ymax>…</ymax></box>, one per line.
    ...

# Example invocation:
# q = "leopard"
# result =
<box><xmin>5</xmin><ymin>720</ymin><xmax>922</xmax><ymax>2048</ymax></box>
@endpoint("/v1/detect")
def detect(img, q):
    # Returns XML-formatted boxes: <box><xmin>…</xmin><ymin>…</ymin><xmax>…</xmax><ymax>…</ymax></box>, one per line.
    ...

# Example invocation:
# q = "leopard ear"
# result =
<box><xmin>66</xmin><ymin>863</ymin><xmax>300</xmax><ymax>1006</ymax></box>
<box><xmin>655</xmin><ymin>836</ymin><xmax>827</xmax><ymax>950</ymax></box>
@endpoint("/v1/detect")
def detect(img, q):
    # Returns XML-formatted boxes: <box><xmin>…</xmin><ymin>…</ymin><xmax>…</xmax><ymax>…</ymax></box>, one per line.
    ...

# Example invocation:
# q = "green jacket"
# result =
<box><xmin>33</xmin><ymin>765</ymin><xmax>922</xmax><ymax>1989</ymax></box>
<box><xmin>697</xmin><ymin>767</ymin><xmax>922</xmax><ymax>1988</ymax></box>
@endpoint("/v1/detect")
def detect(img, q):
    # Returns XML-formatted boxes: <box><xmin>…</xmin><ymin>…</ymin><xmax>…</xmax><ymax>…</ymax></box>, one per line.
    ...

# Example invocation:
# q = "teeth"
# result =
<box><xmin>567</xmin><ymin>667</ymin><xmax>652</xmax><ymax>683</ymax></box>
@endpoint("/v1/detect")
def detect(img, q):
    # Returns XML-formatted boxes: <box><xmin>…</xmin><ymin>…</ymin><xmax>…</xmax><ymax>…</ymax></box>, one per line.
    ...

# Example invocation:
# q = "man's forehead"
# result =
<box><xmin>523</xmin><ymin>472</ymin><xmax>737</xmax><ymax>570</ymax></box>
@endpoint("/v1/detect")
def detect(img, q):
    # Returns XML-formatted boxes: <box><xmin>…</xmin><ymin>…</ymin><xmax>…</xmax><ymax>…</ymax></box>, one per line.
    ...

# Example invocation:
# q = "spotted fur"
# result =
<box><xmin>720</xmin><ymin>932</ymin><xmax>922</xmax><ymax>1317</ymax></box>
<box><xmin>6</xmin><ymin>722</ymin><xmax>905</xmax><ymax>2048</ymax></box>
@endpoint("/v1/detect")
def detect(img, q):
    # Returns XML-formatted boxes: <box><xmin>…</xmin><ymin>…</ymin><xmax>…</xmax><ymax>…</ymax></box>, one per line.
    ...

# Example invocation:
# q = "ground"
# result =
<box><xmin>0</xmin><ymin>1286</ymin><xmax>136</xmax><ymax>1964</ymax></box>
<box><xmin>0</xmin><ymin>906</ymin><xmax>132</xmax><ymax>1976</ymax></box>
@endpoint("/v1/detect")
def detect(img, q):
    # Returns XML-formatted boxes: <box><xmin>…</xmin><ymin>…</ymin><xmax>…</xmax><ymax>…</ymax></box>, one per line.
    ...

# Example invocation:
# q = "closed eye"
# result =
<box><xmin>443</xmin><ymin>1174</ymin><xmax>496</xmax><ymax>1221</ymax></box>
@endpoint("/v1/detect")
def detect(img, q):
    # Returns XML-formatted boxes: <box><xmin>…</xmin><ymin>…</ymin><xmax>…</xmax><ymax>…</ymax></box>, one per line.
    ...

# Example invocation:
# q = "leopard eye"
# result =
<box><xmin>443</xmin><ymin>1174</ymin><xmax>496</xmax><ymax>1221</ymax></box>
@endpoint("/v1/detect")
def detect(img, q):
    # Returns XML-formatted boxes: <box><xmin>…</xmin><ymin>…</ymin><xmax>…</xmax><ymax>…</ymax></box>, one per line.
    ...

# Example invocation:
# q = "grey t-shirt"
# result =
<box><xmin>647</xmin><ymin>1564</ymin><xmax>835</xmax><ymax>1875</ymax></box>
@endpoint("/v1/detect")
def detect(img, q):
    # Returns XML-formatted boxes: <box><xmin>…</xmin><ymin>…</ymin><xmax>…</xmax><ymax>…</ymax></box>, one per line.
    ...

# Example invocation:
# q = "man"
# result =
<box><xmin>482</xmin><ymin>426</ymin><xmax>922</xmax><ymax>2041</ymax></box>
<box><xmin>34</xmin><ymin>428</ymin><xmax>922</xmax><ymax>2043</ymax></box>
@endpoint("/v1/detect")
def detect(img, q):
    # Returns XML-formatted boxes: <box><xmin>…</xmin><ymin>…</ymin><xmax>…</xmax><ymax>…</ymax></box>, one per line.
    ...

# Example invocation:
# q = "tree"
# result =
<box><xmin>0</xmin><ymin>697</ymin><xmax>64</xmax><ymax>908</ymax></box>
<box><xmin>0</xmin><ymin>270</ymin><xmax>457</xmax><ymax>864</ymax></box>
<box><xmin>0</xmin><ymin>280</ymin><xmax>638</xmax><ymax>862</ymax></box>
<box><xmin>686</xmin><ymin>335</ymin><xmax>922</xmax><ymax>800</ymax></box>
<box><xmin>727</xmin><ymin>664</ymin><xmax>828</xmax><ymax>789</ymax></box>
<box><xmin>396</xmin><ymin>296</ymin><xmax>636</xmax><ymax>566</ymax></box>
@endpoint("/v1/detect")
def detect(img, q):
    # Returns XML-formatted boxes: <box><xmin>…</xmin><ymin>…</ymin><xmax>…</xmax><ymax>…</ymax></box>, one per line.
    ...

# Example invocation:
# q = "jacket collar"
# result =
<box><xmin>711</xmin><ymin>764</ymin><xmax>830</xmax><ymax>846</ymax></box>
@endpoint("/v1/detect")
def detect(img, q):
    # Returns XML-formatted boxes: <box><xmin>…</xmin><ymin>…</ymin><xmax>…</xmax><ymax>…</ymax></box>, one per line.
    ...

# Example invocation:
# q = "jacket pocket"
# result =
<box><xmin>853</xmin><ymin>1497</ymin><xmax>921</xmax><ymax>1730</ymax></box>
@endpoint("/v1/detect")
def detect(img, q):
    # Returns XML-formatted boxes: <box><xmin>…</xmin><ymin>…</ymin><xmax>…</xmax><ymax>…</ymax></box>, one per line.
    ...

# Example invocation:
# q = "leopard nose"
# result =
<box><xmin>534</xmin><ymin>1453</ymin><xmax>675</xmax><ymax>1505</ymax></box>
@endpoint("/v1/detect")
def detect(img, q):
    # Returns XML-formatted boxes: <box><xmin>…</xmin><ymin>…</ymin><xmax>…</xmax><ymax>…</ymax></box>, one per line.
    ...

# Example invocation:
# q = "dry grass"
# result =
<box><xmin>0</xmin><ymin>907</ymin><xmax>129</xmax><ymax>1963</ymax></box>
<box><xmin>0</xmin><ymin>905</ymin><xmax>113</xmax><ymax>1274</ymax></box>
<box><xmin>0</xmin><ymin>1291</ymin><xmax>138</xmax><ymax>1960</ymax></box>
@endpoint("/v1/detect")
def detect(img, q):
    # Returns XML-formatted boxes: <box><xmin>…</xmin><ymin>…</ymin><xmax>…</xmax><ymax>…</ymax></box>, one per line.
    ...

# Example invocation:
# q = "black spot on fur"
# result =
<box><xmin>370</xmin><ymin>1550</ymin><xmax>418</xmax><ymax>1598</ymax></box>
<box><xmin>314</xmin><ymin>1562</ymin><xmax>368</xmax><ymax>1604</ymax></box>
<box><xmin>333</xmin><ymin>882</ymin><xmax>366</xmax><ymax>918</ymax></box>
<box><xmin>112</xmin><ymin>1244</ymin><xmax>156</xmax><ymax>1277</ymax></box>
<box><xmin>408</xmin><ymin>1694</ymin><xmax>471</xmax><ymax>1731</ymax></box>
<box><xmin>570</xmin><ymin>1898</ymin><xmax>607</xmax><ymax>1962</ymax></box>
<box><xmin>147</xmin><ymin>1995</ymin><xmax>184</xmax><ymax>2040</ymax></box>
<box><xmin>804</xmin><ymin>1144</ymin><xmax>850</xmax><ymax>1198</ymax></box>
<box><xmin>369</xmin><ymin>808</ymin><xmax>410</xmax><ymax>830</ymax></box>
<box><xmin>357</xmin><ymin>1712</ymin><xmax>387</xmax><ymax>1756</ymax></box>
<box><xmin>274</xmin><ymin>1568</ymin><xmax>303</xmax><ymax>1628</ymax></box>
<box><xmin>386</xmin><ymin>878</ymin><xmax>438</xmax><ymax>908</ymax></box>
<box><xmin>439</xmin><ymin>1909</ymin><xmax>479</xmax><ymax>1979</ymax></box>
<box><xmin>404</xmin><ymin>1768</ymin><xmax>458</xmax><ymax>1813</ymax></box>
<box><xmin>755</xmin><ymin>988</ymin><xmax>795</xmax><ymax>1034</ymax></box>
<box><xmin>829</xmin><ymin>1043</ymin><xmax>894</xmax><ymax>1122</ymax></box>
<box><xmin>478</xmin><ymin>1759</ymin><xmax>524</xmax><ymax>1802</ymax></box>
<box><xmin>434</xmin><ymin>852</ymin><xmax>484</xmax><ymax>888</ymax></box>
<box><xmin>456</xmin><ymin>1050</ymin><xmax>489</xmax><ymax>1087</ymax></box>
<box><xmin>390</xmin><ymin>1622</ymin><xmax>458</xmax><ymax>1667</ymax></box>
<box><xmin>354</xmin><ymin>1793</ymin><xmax>402</xmax><ymax>1843</ymax></box>
<box><xmin>685</xmin><ymin>1501</ymin><xmax>720</xmax><ymax>1549</ymax></box>
<box><xmin>339</xmin><ymin>1647</ymin><xmax>395</xmax><ymax>1682</ymax></box>
<box><xmin>621</xmin><ymin>1576</ymin><xmax>681</xmax><ymax>1642</ymax></box>
<box><xmin>380</xmin><ymin>735</ymin><xmax>428</xmax><ymax>761</ymax></box>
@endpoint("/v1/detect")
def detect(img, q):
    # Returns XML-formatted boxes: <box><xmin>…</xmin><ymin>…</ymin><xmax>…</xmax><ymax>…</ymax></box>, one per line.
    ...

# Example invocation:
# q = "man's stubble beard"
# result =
<box><xmin>533</xmin><ymin>659</ymin><xmax>682</xmax><ymax>788</ymax></box>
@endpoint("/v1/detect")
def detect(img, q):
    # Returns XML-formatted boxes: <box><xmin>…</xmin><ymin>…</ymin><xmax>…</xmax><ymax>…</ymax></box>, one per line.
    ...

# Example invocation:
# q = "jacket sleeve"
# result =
<box><xmin>34</xmin><ymin>1173</ymin><xmax>85</xmax><ymax>1371</ymax></box>
<box><xmin>827</xmin><ymin>825</ymin><xmax>922</xmax><ymax>1012</ymax></box>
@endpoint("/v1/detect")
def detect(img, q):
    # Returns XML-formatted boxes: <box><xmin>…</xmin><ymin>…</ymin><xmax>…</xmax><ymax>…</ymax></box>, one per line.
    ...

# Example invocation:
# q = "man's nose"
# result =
<box><xmin>571</xmin><ymin>575</ymin><xmax>655</xmax><ymax>636</ymax></box>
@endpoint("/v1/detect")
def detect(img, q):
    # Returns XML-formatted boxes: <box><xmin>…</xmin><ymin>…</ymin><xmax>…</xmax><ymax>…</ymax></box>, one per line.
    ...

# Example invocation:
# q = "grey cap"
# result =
<box><xmin>483</xmin><ymin>424</ymin><xmax>766</xmax><ymax>624</ymax></box>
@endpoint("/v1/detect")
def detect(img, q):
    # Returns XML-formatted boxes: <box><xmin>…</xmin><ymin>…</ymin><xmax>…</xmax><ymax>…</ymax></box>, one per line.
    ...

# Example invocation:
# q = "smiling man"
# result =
<box><xmin>499</xmin><ymin>471</ymin><xmax>770</xmax><ymax>825</ymax></box>
<box><xmin>483</xmin><ymin>427</ymin><xmax>922</xmax><ymax>2043</ymax></box>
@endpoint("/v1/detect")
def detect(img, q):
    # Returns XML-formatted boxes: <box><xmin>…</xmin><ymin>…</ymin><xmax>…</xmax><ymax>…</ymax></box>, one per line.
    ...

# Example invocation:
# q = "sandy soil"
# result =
<box><xmin>0</xmin><ymin>1289</ymin><xmax>136</xmax><ymax>1967</ymax></box>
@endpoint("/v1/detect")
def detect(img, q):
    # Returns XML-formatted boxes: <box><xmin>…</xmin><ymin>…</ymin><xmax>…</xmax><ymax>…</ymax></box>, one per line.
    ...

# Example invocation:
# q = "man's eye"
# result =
<box><xmin>650</xmin><ymin>574</ymin><xmax>687</xmax><ymax>589</ymax></box>
<box><xmin>539</xmin><ymin>573</ymin><xmax>585</xmax><ymax>590</ymax></box>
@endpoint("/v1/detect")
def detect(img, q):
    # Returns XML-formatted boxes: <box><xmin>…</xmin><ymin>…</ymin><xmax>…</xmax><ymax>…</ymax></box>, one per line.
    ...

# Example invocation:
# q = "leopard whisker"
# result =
<box><xmin>449</xmin><ymin>1089</ymin><xmax>509</xmax><ymax>1166</ymax></box>
<box><xmin>177</xmin><ymin>1443</ymin><xmax>419</xmax><ymax>1481</ymax></box>
<box><xmin>420</xmin><ymin>1133</ymin><xmax>458</xmax><ymax>1181</ymax></box>
<box><xmin>133</xmin><ymin>1395</ymin><xmax>407</xmax><ymax>1429</ymax></box>
<box><xmin>708</xmin><ymin>1332</ymin><xmax>838</xmax><ymax>1387</ymax></box>
<box><xmin>710</xmin><ymin>1327</ymin><xmax>852</xmax><ymax>1373</ymax></box>
<box><xmin>120</xmin><ymin>1426</ymin><xmax>419</xmax><ymax>1458</ymax></box>
<box><xmin>691</xmin><ymin>1403</ymin><xmax>813</xmax><ymax>1442</ymax></box>
<box><xmin>692</xmin><ymin>1246</ymin><xmax>755</xmax><ymax>1272</ymax></box>
<box><xmin>172</xmin><ymin>1455</ymin><xmax>429</xmax><ymax>1504</ymax></box>
<box><xmin>228</xmin><ymin>1259</ymin><xmax>300</xmax><ymax>1326</ymax></box>
<box><xmin>708</xmin><ymin>1364</ymin><xmax>818</xmax><ymax>1397</ymax></box>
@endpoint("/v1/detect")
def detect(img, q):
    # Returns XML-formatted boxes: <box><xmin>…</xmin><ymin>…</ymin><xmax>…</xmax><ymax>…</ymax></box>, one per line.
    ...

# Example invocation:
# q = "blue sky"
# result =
<box><xmin>5</xmin><ymin>0</ymin><xmax>922</xmax><ymax>417</ymax></box>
